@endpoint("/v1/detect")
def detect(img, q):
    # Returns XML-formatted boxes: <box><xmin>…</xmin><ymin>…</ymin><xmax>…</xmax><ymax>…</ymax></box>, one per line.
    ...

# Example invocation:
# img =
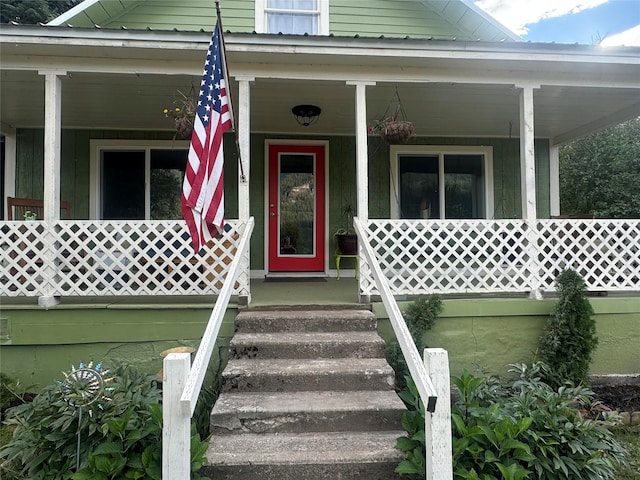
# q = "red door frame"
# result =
<box><xmin>267</xmin><ymin>143</ymin><xmax>326</xmax><ymax>272</ymax></box>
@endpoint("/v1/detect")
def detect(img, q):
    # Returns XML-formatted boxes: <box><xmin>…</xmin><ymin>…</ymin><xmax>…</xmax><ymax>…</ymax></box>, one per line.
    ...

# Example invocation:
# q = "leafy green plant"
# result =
<box><xmin>387</xmin><ymin>295</ymin><xmax>443</xmax><ymax>390</ymax></box>
<box><xmin>395</xmin><ymin>362</ymin><xmax>627</xmax><ymax>480</ymax></box>
<box><xmin>451</xmin><ymin>370</ymin><xmax>535</xmax><ymax>480</ymax></box>
<box><xmin>0</xmin><ymin>363</ymin><xmax>207</xmax><ymax>480</ymax></box>
<box><xmin>539</xmin><ymin>269</ymin><xmax>598</xmax><ymax>389</ymax></box>
<box><xmin>394</xmin><ymin>376</ymin><xmax>426</xmax><ymax>479</ymax></box>
<box><xmin>0</xmin><ymin>373</ymin><xmax>36</xmax><ymax>421</ymax></box>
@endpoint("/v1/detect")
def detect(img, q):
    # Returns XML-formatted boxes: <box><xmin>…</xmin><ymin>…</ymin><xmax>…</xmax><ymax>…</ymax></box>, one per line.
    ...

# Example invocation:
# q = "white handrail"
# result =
<box><xmin>353</xmin><ymin>216</ymin><xmax>437</xmax><ymax>411</ymax></box>
<box><xmin>180</xmin><ymin>216</ymin><xmax>255</xmax><ymax>415</ymax></box>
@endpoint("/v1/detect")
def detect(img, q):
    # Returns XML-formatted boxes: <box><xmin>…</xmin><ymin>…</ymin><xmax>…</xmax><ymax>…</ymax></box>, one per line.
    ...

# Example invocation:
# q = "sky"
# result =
<box><xmin>474</xmin><ymin>0</ymin><xmax>640</xmax><ymax>46</ymax></box>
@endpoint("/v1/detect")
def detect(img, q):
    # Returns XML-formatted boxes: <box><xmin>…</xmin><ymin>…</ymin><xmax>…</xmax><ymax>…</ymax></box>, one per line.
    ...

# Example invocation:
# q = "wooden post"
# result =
<box><xmin>424</xmin><ymin>348</ymin><xmax>452</xmax><ymax>480</ymax></box>
<box><xmin>163</xmin><ymin>353</ymin><xmax>191</xmax><ymax>480</ymax></box>
<box><xmin>38</xmin><ymin>71</ymin><xmax>64</xmax><ymax>307</ymax></box>
<box><xmin>518</xmin><ymin>85</ymin><xmax>543</xmax><ymax>299</ymax></box>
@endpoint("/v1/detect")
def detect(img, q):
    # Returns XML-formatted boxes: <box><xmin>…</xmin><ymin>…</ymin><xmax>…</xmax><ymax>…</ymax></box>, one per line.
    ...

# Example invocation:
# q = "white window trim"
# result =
<box><xmin>89</xmin><ymin>139</ymin><xmax>189</xmax><ymax>220</ymax></box>
<box><xmin>255</xmin><ymin>0</ymin><xmax>329</xmax><ymax>35</ymax></box>
<box><xmin>389</xmin><ymin>145</ymin><xmax>494</xmax><ymax>220</ymax></box>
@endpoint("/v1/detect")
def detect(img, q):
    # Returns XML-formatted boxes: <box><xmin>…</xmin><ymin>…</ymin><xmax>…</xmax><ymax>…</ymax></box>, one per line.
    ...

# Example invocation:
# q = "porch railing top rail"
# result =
<box><xmin>353</xmin><ymin>216</ymin><xmax>437</xmax><ymax>412</ymax></box>
<box><xmin>180</xmin><ymin>216</ymin><xmax>254</xmax><ymax>416</ymax></box>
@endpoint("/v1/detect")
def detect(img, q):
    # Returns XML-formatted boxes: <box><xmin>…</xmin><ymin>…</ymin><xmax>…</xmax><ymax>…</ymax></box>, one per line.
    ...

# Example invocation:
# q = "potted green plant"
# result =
<box><xmin>334</xmin><ymin>204</ymin><xmax>358</xmax><ymax>255</ymax></box>
<box><xmin>23</xmin><ymin>210</ymin><xmax>37</xmax><ymax>221</ymax></box>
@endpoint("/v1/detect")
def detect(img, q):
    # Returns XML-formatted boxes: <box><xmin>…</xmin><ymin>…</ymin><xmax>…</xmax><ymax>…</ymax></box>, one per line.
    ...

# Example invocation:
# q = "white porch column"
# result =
<box><xmin>518</xmin><ymin>85</ymin><xmax>543</xmax><ymax>299</ymax></box>
<box><xmin>236</xmin><ymin>76</ymin><xmax>254</xmax><ymax>304</ymax></box>
<box><xmin>549</xmin><ymin>144</ymin><xmax>560</xmax><ymax>217</ymax></box>
<box><xmin>236</xmin><ymin>76</ymin><xmax>253</xmax><ymax>221</ymax></box>
<box><xmin>38</xmin><ymin>71</ymin><xmax>64</xmax><ymax>307</ymax></box>
<box><xmin>346</xmin><ymin>81</ymin><xmax>375</xmax><ymax>223</ymax></box>
<box><xmin>518</xmin><ymin>85</ymin><xmax>537</xmax><ymax>221</ymax></box>
<box><xmin>40</xmin><ymin>71</ymin><xmax>64</xmax><ymax>223</ymax></box>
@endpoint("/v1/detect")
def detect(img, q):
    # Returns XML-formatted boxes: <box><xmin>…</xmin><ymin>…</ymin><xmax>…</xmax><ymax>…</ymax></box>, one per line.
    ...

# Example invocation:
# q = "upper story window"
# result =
<box><xmin>390</xmin><ymin>146</ymin><xmax>494</xmax><ymax>220</ymax></box>
<box><xmin>256</xmin><ymin>0</ymin><xmax>328</xmax><ymax>35</ymax></box>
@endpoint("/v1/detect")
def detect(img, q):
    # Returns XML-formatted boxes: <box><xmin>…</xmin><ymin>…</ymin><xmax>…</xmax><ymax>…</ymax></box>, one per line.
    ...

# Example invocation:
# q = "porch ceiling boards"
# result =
<box><xmin>1</xmin><ymin>25</ymin><xmax>639</xmax><ymax>143</ymax></box>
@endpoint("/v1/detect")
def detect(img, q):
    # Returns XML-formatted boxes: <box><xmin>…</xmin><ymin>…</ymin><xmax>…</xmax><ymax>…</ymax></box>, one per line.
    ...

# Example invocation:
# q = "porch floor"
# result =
<box><xmin>0</xmin><ymin>277</ymin><xmax>361</xmax><ymax>308</ymax></box>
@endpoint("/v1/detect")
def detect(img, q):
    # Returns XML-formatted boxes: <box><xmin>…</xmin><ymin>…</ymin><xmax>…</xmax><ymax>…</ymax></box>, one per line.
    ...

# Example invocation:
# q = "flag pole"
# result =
<box><xmin>215</xmin><ymin>0</ymin><xmax>247</xmax><ymax>183</ymax></box>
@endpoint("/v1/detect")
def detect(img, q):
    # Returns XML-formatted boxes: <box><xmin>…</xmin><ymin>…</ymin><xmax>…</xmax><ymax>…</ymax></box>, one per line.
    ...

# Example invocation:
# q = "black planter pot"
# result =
<box><xmin>335</xmin><ymin>234</ymin><xmax>358</xmax><ymax>255</ymax></box>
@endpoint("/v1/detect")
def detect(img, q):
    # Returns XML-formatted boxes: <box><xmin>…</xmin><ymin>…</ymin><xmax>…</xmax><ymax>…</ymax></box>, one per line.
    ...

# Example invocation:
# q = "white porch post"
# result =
<box><xmin>519</xmin><ymin>85</ymin><xmax>537</xmax><ymax>221</ymax></box>
<box><xmin>518</xmin><ymin>85</ymin><xmax>542</xmax><ymax>299</ymax></box>
<box><xmin>347</xmin><ymin>81</ymin><xmax>375</xmax><ymax>222</ymax></box>
<box><xmin>549</xmin><ymin>144</ymin><xmax>560</xmax><ymax>217</ymax></box>
<box><xmin>347</xmin><ymin>80</ymin><xmax>374</xmax><ymax>302</ymax></box>
<box><xmin>236</xmin><ymin>76</ymin><xmax>254</xmax><ymax>304</ymax></box>
<box><xmin>39</xmin><ymin>71</ymin><xmax>64</xmax><ymax>307</ymax></box>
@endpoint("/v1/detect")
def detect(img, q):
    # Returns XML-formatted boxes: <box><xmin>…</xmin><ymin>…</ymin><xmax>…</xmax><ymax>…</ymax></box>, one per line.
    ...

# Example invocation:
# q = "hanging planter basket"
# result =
<box><xmin>374</xmin><ymin>119</ymin><xmax>415</xmax><ymax>144</ymax></box>
<box><xmin>163</xmin><ymin>88</ymin><xmax>197</xmax><ymax>139</ymax></box>
<box><xmin>370</xmin><ymin>89</ymin><xmax>415</xmax><ymax>144</ymax></box>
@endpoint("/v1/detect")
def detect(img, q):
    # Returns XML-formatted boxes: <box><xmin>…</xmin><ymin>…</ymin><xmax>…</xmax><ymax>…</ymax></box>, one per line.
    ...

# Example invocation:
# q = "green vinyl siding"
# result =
<box><xmin>58</xmin><ymin>0</ymin><xmax>508</xmax><ymax>40</ymax></box>
<box><xmin>68</xmin><ymin>0</ymin><xmax>255</xmax><ymax>32</ymax></box>
<box><xmin>330</xmin><ymin>0</ymin><xmax>472</xmax><ymax>40</ymax></box>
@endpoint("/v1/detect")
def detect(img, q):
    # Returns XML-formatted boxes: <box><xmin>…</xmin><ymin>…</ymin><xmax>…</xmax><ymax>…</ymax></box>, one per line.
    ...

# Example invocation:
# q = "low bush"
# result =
<box><xmin>395</xmin><ymin>362</ymin><xmax>627</xmax><ymax>479</ymax></box>
<box><xmin>387</xmin><ymin>295</ymin><xmax>443</xmax><ymax>390</ymax></box>
<box><xmin>0</xmin><ymin>363</ymin><xmax>207</xmax><ymax>480</ymax></box>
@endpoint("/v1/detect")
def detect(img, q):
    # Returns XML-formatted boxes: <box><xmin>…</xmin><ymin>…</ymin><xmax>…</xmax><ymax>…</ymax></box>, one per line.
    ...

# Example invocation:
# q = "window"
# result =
<box><xmin>390</xmin><ymin>146</ymin><xmax>494</xmax><ymax>220</ymax></box>
<box><xmin>256</xmin><ymin>0</ymin><xmax>328</xmax><ymax>35</ymax></box>
<box><xmin>90</xmin><ymin>141</ymin><xmax>189</xmax><ymax>220</ymax></box>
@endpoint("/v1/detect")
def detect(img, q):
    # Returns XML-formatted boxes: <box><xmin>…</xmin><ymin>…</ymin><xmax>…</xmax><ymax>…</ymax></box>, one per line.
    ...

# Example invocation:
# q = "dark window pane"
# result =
<box><xmin>444</xmin><ymin>154</ymin><xmax>485</xmax><ymax>219</ymax></box>
<box><xmin>101</xmin><ymin>151</ymin><xmax>144</xmax><ymax>220</ymax></box>
<box><xmin>399</xmin><ymin>154</ymin><xmax>439</xmax><ymax>219</ymax></box>
<box><xmin>150</xmin><ymin>149</ymin><xmax>187</xmax><ymax>220</ymax></box>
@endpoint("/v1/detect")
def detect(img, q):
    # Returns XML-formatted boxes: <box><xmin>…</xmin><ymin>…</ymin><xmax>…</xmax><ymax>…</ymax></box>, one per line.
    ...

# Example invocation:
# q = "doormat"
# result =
<box><xmin>264</xmin><ymin>277</ymin><xmax>327</xmax><ymax>283</ymax></box>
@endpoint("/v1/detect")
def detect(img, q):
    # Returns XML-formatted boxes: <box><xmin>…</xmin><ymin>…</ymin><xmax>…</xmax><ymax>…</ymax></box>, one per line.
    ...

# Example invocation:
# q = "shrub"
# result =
<box><xmin>387</xmin><ymin>295</ymin><xmax>443</xmax><ymax>390</ymax></box>
<box><xmin>0</xmin><ymin>363</ymin><xmax>207</xmax><ymax>480</ymax></box>
<box><xmin>395</xmin><ymin>362</ymin><xmax>627</xmax><ymax>479</ymax></box>
<box><xmin>539</xmin><ymin>269</ymin><xmax>597</xmax><ymax>388</ymax></box>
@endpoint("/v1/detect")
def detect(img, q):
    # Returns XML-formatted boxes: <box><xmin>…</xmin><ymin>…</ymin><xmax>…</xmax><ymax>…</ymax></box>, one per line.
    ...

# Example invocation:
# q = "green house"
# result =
<box><xmin>1</xmin><ymin>0</ymin><xmax>639</xmax><ymax>385</ymax></box>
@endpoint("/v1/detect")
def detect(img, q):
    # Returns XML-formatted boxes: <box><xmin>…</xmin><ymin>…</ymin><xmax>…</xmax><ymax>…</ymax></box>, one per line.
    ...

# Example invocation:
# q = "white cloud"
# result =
<box><xmin>599</xmin><ymin>24</ymin><xmax>640</xmax><ymax>46</ymax></box>
<box><xmin>474</xmin><ymin>0</ymin><xmax>609</xmax><ymax>35</ymax></box>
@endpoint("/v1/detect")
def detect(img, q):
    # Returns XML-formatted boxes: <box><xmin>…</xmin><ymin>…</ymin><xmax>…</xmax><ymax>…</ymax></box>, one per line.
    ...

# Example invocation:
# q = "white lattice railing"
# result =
<box><xmin>0</xmin><ymin>219</ymin><xmax>251</xmax><ymax>298</ymax></box>
<box><xmin>360</xmin><ymin>219</ymin><xmax>640</xmax><ymax>297</ymax></box>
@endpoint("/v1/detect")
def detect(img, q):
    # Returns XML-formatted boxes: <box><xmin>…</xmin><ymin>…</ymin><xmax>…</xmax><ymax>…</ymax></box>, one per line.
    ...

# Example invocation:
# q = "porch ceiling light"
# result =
<box><xmin>292</xmin><ymin>104</ymin><xmax>321</xmax><ymax>126</ymax></box>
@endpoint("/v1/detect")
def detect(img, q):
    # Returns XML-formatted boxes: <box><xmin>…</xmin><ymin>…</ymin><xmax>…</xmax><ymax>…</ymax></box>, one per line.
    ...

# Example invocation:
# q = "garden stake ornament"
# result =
<box><xmin>58</xmin><ymin>362</ymin><xmax>114</xmax><ymax>471</ymax></box>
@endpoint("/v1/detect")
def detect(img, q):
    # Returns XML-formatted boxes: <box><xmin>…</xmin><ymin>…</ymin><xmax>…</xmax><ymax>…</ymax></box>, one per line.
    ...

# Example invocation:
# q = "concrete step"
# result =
<box><xmin>221</xmin><ymin>357</ymin><xmax>395</xmax><ymax>392</ymax></box>
<box><xmin>235</xmin><ymin>309</ymin><xmax>377</xmax><ymax>333</ymax></box>
<box><xmin>211</xmin><ymin>390</ymin><xmax>405</xmax><ymax>435</ymax></box>
<box><xmin>203</xmin><ymin>431</ymin><xmax>404</xmax><ymax>480</ymax></box>
<box><xmin>230</xmin><ymin>331</ymin><xmax>386</xmax><ymax>359</ymax></box>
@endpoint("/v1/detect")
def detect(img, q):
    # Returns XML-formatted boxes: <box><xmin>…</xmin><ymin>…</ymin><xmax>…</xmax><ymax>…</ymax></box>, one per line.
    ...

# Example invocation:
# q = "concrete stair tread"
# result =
<box><xmin>235</xmin><ymin>309</ymin><xmax>376</xmax><ymax>332</ymax></box>
<box><xmin>207</xmin><ymin>430</ymin><xmax>405</xmax><ymax>465</ymax></box>
<box><xmin>213</xmin><ymin>390</ymin><xmax>405</xmax><ymax>415</ymax></box>
<box><xmin>231</xmin><ymin>331</ymin><xmax>384</xmax><ymax>345</ymax></box>
<box><xmin>224</xmin><ymin>357</ymin><xmax>393</xmax><ymax>375</ymax></box>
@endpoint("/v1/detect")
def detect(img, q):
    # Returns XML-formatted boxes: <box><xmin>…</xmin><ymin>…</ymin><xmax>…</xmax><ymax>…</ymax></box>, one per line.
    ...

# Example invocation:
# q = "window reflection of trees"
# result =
<box><xmin>280</xmin><ymin>172</ymin><xmax>315</xmax><ymax>255</ymax></box>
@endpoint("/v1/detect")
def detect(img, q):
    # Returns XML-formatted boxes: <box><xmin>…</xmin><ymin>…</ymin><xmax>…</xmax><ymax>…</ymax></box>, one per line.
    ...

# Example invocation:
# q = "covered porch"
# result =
<box><xmin>1</xmin><ymin>26</ymin><xmax>640</xmax><ymax>305</ymax></box>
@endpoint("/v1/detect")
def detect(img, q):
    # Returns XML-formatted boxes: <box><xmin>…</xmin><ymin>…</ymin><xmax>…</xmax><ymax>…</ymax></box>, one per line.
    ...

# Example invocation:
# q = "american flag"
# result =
<box><xmin>181</xmin><ymin>22</ymin><xmax>232</xmax><ymax>253</ymax></box>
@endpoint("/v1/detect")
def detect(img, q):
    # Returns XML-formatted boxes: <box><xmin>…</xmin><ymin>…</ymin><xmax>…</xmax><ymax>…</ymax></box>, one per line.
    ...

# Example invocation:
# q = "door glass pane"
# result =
<box><xmin>101</xmin><ymin>151</ymin><xmax>144</xmax><ymax>220</ymax></box>
<box><xmin>444</xmin><ymin>154</ymin><xmax>485</xmax><ymax>219</ymax></box>
<box><xmin>150</xmin><ymin>149</ymin><xmax>187</xmax><ymax>220</ymax></box>
<box><xmin>279</xmin><ymin>153</ymin><xmax>314</xmax><ymax>255</ymax></box>
<box><xmin>399</xmin><ymin>154</ymin><xmax>439</xmax><ymax>219</ymax></box>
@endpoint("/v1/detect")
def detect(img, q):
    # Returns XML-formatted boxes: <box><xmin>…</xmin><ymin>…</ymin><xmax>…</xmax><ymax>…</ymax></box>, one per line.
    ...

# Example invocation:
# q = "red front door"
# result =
<box><xmin>268</xmin><ymin>143</ymin><xmax>326</xmax><ymax>272</ymax></box>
